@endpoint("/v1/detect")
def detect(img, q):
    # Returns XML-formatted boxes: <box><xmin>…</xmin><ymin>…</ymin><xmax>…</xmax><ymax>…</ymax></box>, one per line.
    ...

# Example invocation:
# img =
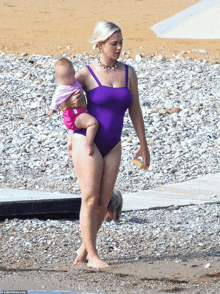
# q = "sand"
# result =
<box><xmin>0</xmin><ymin>0</ymin><xmax>220</xmax><ymax>61</ymax></box>
<box><xmin>1</xmin><ymin>258</ymin><xmax>220</xmax><ymax>292</ymax></box>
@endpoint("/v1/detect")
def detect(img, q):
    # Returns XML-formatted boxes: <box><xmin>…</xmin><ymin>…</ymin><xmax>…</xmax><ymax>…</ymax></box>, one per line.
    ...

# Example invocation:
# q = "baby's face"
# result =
<box><xmin>55</xmin><ymin>65</ymin><xmax>75</xmax><ymax>85</ymax></box>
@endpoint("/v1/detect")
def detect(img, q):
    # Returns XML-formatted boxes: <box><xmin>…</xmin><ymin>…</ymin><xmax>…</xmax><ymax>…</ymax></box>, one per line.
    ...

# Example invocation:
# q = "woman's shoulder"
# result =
<box><xmin>75</xmin><ymin>66</ymin><xmax>91</xmax><ymax>86</ymax></box>
<box><xmin>76</xmin><ymin>65</ymin><xmax>89</xmax><ymax>77</ymax></box>
<box><xmin>121</xmin><ymin>62</ymin><xmax>137</xmax><ymax>81</ymax></box>
<box><xmin>76</xmin><ymin>62</ymin><xmax>97</xmax><ymax>77</ymax></box>
<box><xmin>118</xmin><ymin>62</ymin><xmax>136</xmax><ymax>75</ymax></box>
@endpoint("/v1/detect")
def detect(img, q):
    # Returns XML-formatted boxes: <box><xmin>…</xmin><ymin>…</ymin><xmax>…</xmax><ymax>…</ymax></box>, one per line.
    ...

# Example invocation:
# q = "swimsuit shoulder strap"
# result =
<box><xmin>125</xmin><ymin>64</ymin><xmax>129</xmax><ymax>88</ymax></box>
<box><xmin>87</xmin><ymin>65</ymin><xmax>102</xmax><ymax>86</ymax></box>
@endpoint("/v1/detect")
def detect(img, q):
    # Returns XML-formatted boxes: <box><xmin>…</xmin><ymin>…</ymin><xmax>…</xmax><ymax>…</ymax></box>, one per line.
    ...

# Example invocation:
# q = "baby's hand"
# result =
<box><xmin>48</xmin><ymin>109</ymin><xmax>56</xmax><ymax>115</ymax></box>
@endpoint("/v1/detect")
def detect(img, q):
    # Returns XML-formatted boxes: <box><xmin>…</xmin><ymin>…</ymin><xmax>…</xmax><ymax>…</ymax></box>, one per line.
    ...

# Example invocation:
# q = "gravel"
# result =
<box><xmin>0</xmin><ymin>203</ymin><xmax>220</xmax><ymax>293</ymax></box>
<box><xmin>0</xmin><ymin>53</ymin><xmax>219</xmax><ymax>194</ymax></box>
<box><xmin>1</xmin><ymin>204</ymin><xmax>220</xmax><ymax>267</ymax></box>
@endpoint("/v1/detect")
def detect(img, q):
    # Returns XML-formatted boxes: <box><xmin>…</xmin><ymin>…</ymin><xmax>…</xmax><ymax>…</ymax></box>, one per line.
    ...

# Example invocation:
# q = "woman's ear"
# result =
<box><xmin>98</xmin><ymin>42</ymin><xmax>103</xmax><ymax>52</ymax></box>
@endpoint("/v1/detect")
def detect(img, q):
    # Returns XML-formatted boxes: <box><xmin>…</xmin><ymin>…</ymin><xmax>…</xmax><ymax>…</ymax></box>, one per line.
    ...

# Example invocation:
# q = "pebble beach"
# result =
<box><xmin>0</xmin><ymin>203</ymin><xmax>220</xmax><ymax>293</ymax></box>
<box><xmin>0</xmin><ymin>51</ymin><xmax>220</xmax><ymax>293</ymax></box>
<box><xmin>0</xmin><ymin>53</ymin><xmax>219</xmax><ymax>193</ymax></box>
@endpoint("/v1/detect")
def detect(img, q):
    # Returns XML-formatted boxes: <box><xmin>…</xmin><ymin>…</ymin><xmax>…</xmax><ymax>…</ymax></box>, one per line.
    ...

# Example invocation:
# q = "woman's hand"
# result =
<box><xmin>60</xmin><ymin>90</ymin><xmax>87</xmax><ymax>111</ymax></box>
<box><xmin>134</xmin><ymin>144</ymin><xmax>150</xmax><ymax>170</ymax></box>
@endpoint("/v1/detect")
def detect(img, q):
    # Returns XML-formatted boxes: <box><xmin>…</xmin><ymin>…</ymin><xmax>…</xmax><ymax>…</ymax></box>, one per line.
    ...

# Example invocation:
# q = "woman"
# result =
<box><xmin>61</xmin><ymin>21</ymin><xmax>150</xmax><ymax>269</ymax></box>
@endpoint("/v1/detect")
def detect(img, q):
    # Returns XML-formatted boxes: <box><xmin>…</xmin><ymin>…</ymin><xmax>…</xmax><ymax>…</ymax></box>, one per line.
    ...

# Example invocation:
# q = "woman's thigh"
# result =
<box><xmin>100</xmin><ymin>142</ymin><xmax>122</xmax><ymax>207</ymax></box>
<box><xmin>72</xmin><ymin>134</ymin><xmax>103</xmax><ymax>200</ymax></box>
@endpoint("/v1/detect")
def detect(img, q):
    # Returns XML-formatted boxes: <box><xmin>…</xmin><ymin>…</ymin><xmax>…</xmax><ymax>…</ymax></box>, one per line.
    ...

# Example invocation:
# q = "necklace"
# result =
<box><xmin>98</xmin><ymin>59</ymin><xmax>118</xmax><ymax>70</ymax></box>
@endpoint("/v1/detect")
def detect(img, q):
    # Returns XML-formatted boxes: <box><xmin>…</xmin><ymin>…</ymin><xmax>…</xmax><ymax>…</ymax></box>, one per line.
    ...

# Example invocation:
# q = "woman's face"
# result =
<box><xmin>100</xmin><ymin>31</ymin><xmax>123</xmax><ymax>60</ymax></box>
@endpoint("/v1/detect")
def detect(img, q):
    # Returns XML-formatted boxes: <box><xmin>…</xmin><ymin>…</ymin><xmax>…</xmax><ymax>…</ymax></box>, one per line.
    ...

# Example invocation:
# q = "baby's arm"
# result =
<box><xmin>49</xmin><ymin>86</ymin><xmax>77</xmax><ymax>115</ymax></box>
<box><xmin>49</xmin><ymin>87</ymin><xmax>62</xmax><ymax>114</ymax></box>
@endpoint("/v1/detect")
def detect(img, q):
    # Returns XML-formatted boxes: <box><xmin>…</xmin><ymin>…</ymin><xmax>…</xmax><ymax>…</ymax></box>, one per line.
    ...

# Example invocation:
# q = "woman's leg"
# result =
<box><xmin>75</xmin><ymin>142</ymin><xmax>122</xmax><ymax>266</ymax></box>
<box><xmin>72</xmin><ymin>134</ymin><xmax>109</xmax><ymax>268</ymax></box>
<box><xmin>98</xmin><ymin>142</ymin><xmax>122</xmax><ymax>223</ymax></box>
<box><xmin>67</xmin><ymin>130</ymin><xmax>73</xmax><ymax>158</ymax></box>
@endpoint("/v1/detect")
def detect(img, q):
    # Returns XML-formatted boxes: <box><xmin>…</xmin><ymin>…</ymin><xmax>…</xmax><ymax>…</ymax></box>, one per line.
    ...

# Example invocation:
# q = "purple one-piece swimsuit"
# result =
<box><xmin>74</xmin><ymin>64</ymin><xmax>132</xmax><ymax>157</ymax></box>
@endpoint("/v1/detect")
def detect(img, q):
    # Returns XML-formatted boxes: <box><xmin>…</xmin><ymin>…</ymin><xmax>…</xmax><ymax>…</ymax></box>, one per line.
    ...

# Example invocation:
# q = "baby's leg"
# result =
<box><xmin>75</xmin><ymin>113</ymin><xmax>98</xmax><ymax>155</ymax></box>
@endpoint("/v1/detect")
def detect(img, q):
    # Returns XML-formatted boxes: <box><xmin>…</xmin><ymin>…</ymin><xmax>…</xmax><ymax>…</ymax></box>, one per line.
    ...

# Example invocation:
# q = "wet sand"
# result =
<box><xmin>1</xmin><ymin>258</ymin><xmax>220</xmax><ymax>293</ymax></box>
<box><xmin>0</xmin><ymin>0</ymin><xmax>220</xmax><ymax>61</ymax></box>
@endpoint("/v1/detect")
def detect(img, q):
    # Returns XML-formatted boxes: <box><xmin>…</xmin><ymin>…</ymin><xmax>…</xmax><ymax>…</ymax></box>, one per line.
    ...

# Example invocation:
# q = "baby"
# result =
<box><xmin>48</xmin><ymin>58</ymin><xmax>98</xmax><ymax>155</ymax></box>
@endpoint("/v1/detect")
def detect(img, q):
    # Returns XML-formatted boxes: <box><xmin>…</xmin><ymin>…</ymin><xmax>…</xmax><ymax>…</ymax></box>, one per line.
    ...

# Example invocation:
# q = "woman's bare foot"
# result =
<box><xmin>87</xmin><ymin>257</ymin><xmax>110</xmax><ymax>269</ymax></box>
<box><xmin>74</xmin><ymin>247</ymin><xmax>88</xmax><ymax>265</ymax></box>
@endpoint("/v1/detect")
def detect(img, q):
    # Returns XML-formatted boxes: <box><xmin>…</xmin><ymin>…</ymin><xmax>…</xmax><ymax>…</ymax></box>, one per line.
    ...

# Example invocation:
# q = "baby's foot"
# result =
<box><xmin>87</xmin><ymin>257</ymin><xmax>110</xmax><ymax>269</ymax></box>
<box><xmin>86</xmin><ymin>143</ymin><xmax>94</xmax><ymax>156</ymax></box>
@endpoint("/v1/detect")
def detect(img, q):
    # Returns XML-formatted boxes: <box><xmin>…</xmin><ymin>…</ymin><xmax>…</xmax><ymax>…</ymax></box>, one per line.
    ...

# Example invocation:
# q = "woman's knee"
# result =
<box><xmin>97</xmin><ymin>192</ymin><xmax>113</xmax><ymax>212</ymax></box>
<box><xmin>81</xmin><ymin>192</ymin><xmax>100</xmax><ymax>210</ymax></box>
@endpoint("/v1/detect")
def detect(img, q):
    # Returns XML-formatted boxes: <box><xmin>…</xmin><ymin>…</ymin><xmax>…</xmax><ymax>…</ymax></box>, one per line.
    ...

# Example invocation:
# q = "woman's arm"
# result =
<box><xmin>128</xmin><ymin>66</ymin><xmax>150</xmax><ymax>169</ymax></box>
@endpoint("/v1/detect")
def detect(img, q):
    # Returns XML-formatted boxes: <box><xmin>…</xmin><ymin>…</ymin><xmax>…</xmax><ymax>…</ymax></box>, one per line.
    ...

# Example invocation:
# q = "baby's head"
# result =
<box><xmin>54</xmin><ymin>58</ymin><xmax>75</xmax><ymax>85</ymax></box>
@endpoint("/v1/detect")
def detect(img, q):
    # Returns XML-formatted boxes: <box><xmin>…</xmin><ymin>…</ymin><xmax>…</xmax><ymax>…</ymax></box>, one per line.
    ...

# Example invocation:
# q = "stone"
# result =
<box><xmin>167</xmin><ymin>107</ymin><xmax>182</xmax><ymax>114</ymax></box>
<box><xmin>199</xmin><ymin>49</ymin><xmax>208</xmax><ymax>54</ymax></box>
<box><xmin>135</xmin><ymin>54</ymin><xmax>142</xmax><ymax>63</ymax></box>
<box><xmin>157</xmin><ymin>55</ymin><xmax>166</xmax><ymax>62</ymax></box>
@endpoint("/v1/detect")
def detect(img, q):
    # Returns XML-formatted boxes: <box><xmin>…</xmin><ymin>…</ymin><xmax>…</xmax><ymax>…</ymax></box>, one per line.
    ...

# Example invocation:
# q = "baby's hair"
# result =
<box><xmin>90</xmin><ymin>21</ymin><xmax>121</xmax><ymax>50</ymax></box>
<box><xmin>55</xmin><ymin>57</ymin><xmax>73</xmax><ymax>68</ymax></box>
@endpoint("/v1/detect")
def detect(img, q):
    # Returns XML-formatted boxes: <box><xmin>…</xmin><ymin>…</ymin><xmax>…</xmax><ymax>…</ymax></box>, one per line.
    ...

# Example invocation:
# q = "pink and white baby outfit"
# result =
<box><xmin>50</xmin><ymin>78</ymin><xmax>87</xmax><ymax>131</ymax></box>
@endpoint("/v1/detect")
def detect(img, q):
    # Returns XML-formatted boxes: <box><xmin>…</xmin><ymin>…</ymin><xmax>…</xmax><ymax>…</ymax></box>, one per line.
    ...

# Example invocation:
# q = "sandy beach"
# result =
<box><xmin>1</xmin><ymin>0</ymin><xmax>220</xmax><ymax>292</ymax></box>
<box><xmin>0</xmin><ymin>0</ymin><xmax>220</xmax><ymax>61</ymax></box>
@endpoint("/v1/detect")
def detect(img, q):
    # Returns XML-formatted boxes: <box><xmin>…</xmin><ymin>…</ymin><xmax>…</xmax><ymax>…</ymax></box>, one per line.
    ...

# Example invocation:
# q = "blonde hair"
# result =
<box><xmin>90</xmin><ymin>21</ymin><xmax>121</xmax><ymax>50</ymax></box>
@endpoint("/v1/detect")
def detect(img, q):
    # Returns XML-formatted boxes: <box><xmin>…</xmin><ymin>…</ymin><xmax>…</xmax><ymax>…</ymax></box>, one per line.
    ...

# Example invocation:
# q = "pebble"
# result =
<box><xmin>204</xmin><ymin>263</ymin><xmax>211</xmax><ymax>268</ymax></box>
<box><xmin>0</xmin><ymin>53</ymin><xmax>219</xmax><ymax>196</ymax></box>
<box><xmin>135</xmin><ymin>54</ymin><xmax>142</xmax><ymax>62</ymax></box>
<box><xmin>156</xmin><ymin>55</ymin><xmax>166</xmax><ymax>62</ymax></box>
<box><xmin>199</xmin><ymin>49</ymin><xmax>208</xmax><ymax>54</ymax></box>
